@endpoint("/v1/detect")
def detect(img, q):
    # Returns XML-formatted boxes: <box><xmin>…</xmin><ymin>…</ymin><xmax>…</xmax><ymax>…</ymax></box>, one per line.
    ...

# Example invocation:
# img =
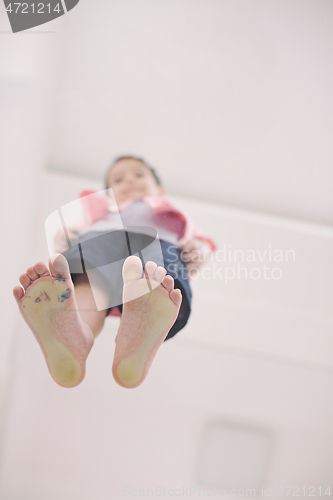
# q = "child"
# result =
<box><xmin>13</xmin><ymin>156</ymin><xmax>216</xmax><ymax>389</ymax></box>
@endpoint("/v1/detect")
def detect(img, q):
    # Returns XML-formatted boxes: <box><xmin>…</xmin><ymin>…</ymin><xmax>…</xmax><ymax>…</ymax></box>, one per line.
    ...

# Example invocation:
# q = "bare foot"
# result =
<box><xmin>12</xmin><ymin>254</ymin><xmax>94</xmax><ymax>388</ymax></box>
<box><xmin>112</xmin><ymin>256</ymin><xmax>182</xmax><ymax>389</ymax></box>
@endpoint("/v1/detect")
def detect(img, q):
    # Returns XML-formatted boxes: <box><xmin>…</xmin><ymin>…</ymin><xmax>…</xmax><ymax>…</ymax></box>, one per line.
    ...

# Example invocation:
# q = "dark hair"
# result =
<box><xmin>105</xmin><ymin>155</ymin><xmax>162</xmax><ymax>191</ymax></box>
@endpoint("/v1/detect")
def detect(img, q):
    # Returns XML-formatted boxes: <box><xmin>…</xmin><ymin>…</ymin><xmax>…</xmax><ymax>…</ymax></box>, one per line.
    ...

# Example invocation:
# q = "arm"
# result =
<box><xmin>178</xmin><ymin>208</ymin><xmax>217</xmax><ymax>273</ymax></box>
<box><xmin>178</xmin><ymin>236</ymin><xmax>213</xmax><ymax>274</ymax></box>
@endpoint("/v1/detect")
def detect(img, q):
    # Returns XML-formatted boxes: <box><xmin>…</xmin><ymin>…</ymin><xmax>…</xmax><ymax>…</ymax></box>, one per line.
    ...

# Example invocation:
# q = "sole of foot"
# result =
<box><xmin>12</xmin><ymin>254</ymin><xmax>94</xmax><ymax>388</ymax></box>
<box><xmin>112</xmin><ymin>256</ymin><xmax>182</xmax><ymax>389</ymax></box>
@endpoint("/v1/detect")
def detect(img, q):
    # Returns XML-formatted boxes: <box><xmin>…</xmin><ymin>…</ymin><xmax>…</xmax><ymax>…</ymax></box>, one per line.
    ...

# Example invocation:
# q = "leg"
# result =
<box><xmin>73</xmin><ymin>273</ymin><xmax>108</xmax><ymax>338</ymax></box>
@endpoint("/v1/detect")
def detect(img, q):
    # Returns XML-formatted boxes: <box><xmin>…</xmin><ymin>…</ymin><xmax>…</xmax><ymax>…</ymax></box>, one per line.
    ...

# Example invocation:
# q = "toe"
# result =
<box><xmin>34</xmin><ymin>261</ymin><xmax>50</xmax><ymax>277</ymax></box>
<box><xmin>144</xmin><ymin>261</ymin><xmax>157</xmax><ymax>280</ymax></box>
<box><xmin>13</xmin><ymin>286</ymin><xmax>24</xmax><ymax>302</ymax></box>
<box><xmin>170</xmin><ymin>288</ymin><xmax>182</xmax><ymax>307</ymax></box>
<box><xmin>49</xmin><ymin>254</ymin><xmax>71</xmax><ymax>279</ymax></box>
<box><xmin>19</xmin><ymin>273</ymin><xmax>31</xmax><ymax>290</ymax></box>
<box><xmin>122</xmin><ymin>255</ymin><xmax>143</xmax><ymax>282</ymax></box>
<box><xmin>161</xmin><ymin>275</ymin><xmax>174</xmax><ymax>291</ymax></box>
<box><xmin>154</xmin><ymin>266</ymin><xmax>167</xmax><ymax>282</ymax></box>
<box><xmin>26</xmin><ymin>266</ymin><xmax>39</xmax><ymax>281</ymax></box>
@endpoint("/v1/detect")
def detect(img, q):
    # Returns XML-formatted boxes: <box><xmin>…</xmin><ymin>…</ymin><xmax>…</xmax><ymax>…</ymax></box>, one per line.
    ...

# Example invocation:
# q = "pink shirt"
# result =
<box><xmin>79</xmin><ymin>190</ymin><xmax>217</xmax><ymax>252</ymax></box>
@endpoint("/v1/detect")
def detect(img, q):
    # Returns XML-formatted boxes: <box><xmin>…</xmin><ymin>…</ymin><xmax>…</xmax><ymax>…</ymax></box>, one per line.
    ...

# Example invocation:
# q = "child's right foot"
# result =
<box><xmin>112</xmin><ymin>256</ymin><xmax>182</xmax><ymax>389</ymax></box>
<box><xmin>12</xmin><ymin>254</ymin><xmax>94</xmax><ymax>388</ymax></box>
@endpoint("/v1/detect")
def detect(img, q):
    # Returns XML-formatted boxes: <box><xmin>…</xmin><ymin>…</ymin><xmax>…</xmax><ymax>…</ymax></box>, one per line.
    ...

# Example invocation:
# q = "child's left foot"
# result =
<box><xmin>112</xmin><ymin>256</ymin><xmax>182</xmax><ymax>388</ymax></box>
<box><xmin>12</xmin><ymin>255</ymin><xmax>94</xmax><ymax>388</ymax></box>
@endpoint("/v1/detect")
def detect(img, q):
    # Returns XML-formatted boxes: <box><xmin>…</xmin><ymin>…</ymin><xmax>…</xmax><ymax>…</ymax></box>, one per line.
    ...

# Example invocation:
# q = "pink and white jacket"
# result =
<box><xmin>79</xmin><ymin>190</ymin><xmax>217</xmax><ymax>252</ymax></box>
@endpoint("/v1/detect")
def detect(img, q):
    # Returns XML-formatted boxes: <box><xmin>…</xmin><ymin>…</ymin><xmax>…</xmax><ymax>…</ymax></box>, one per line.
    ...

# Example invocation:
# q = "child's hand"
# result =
<box><xmin>178</xmin><ymin>237</ymin><xmax>211</xmax><ymax>274</ymax></box>
<box><xmin>54</xmin><ymin>227</ymin><xmax>80</xmax><ymax>254</ymax></box>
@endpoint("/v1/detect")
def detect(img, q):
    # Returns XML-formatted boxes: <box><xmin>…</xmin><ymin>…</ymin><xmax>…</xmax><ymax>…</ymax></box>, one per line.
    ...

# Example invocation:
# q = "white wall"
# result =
<box><xmin>45</xmin><ymin>0</ymin><xmax>333</xmax><ymax>224</ymax></box>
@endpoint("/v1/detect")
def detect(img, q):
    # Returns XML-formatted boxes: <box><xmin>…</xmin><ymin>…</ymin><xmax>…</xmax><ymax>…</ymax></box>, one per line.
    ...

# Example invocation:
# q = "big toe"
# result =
<box><xmin>49</xmin><ymin>253</ymin><xmax>71</xmax><ymax>279</ymax></box>
<box><xmin>122</xmin><ymin>255</ymin><xmax>143</xmax><ymax>283</ymax></box>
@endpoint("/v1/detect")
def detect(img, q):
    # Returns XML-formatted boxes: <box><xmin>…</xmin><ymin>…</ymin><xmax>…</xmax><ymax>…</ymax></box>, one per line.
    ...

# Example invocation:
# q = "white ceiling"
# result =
<box><xmin>45</xmin><ymin>0</ymin><xmax>333</xmax><ymax>225</ymax></box>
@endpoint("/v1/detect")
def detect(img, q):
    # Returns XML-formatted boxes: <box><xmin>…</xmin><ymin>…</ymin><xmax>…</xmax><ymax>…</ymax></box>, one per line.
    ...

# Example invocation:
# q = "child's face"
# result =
<box><xmin>107</xmin><ymin>159</ymin><xmax>165</xmax><ymax>204</ymax></box>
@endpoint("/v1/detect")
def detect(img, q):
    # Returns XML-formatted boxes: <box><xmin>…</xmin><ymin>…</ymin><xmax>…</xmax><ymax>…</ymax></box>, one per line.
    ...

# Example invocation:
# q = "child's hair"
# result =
<box><xmin>105</xmin><ymin>155</ymin><xmax>162</xmax><ymax>191</ymax></box>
